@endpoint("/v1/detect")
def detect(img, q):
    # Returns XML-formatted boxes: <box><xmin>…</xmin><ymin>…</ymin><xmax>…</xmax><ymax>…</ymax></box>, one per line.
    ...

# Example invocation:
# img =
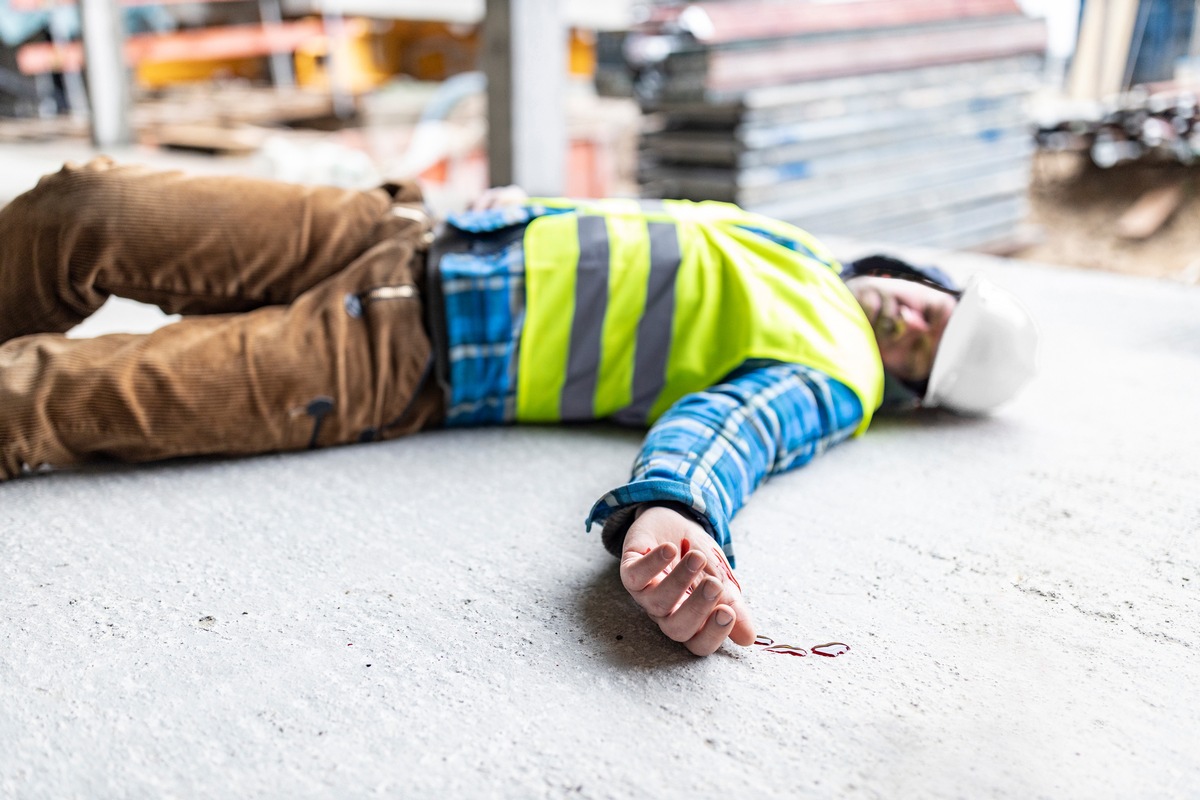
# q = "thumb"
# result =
<box><xmin>620</xmin><ymin>523</ymin><xmax>658</xmax><ymax>557</ymax></box>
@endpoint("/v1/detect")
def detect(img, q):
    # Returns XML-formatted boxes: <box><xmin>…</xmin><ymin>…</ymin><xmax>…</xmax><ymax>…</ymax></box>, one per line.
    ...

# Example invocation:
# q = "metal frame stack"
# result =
<box><xmin>626</xmin><ymin>0</ymin><xmax>1048</xmax><ymax>250</ymax></box>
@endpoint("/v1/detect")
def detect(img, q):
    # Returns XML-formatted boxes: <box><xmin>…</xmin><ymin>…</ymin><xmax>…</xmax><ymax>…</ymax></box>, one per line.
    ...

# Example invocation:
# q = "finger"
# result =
<box><xmin>658</xmin><ymin>576</ymin><xmax>723</xmax><ymax>643</ymax></box>
<box><xmin>728</xmin><ymin>607</ymin><xmax>756</xmax><ymax>646</ymax></box>
<box><xmin>640</xmin><ymin>550</ymin><xmax>707</xmax><ymax>618</ymax></box>
<box><xmin>620</xmin><ymin>542</ymin><xmax>676</xmax><ymax>593</ymax></box>
<box><xmin>711</xmin><ymin>582</ymin><xmax>755</xmax><ymax>646</ymax></box>
<box><xmin>684</xmin><ymin>605</ymin><xmax>737</xmax><ymax>657</ymax></box>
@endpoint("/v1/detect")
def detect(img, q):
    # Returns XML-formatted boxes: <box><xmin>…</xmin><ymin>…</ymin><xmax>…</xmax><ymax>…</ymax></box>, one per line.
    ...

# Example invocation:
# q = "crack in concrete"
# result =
<box><xmin>1129</xmin><ymin>625</ymin><xmax>1194</xmax><ymax>649</ymax></box>
<box><xmin>1012</xmin><ymin>583</ymin><xmax>1061</xmax><ymax>600</ymax></box>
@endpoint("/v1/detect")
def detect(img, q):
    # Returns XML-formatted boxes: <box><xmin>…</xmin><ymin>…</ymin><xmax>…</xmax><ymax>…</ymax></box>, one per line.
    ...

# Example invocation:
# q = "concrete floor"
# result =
<box><xmin>2</xmin><ymin>144</ymin><xmax>1199</xmax><ymax>798</ymax></box>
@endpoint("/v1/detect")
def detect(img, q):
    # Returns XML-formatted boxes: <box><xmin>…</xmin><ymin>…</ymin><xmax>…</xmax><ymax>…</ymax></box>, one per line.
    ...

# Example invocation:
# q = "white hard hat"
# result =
<box><xmin>924</xmin><ymin>275</ymin><xmax>1039</xmax><ymax>415</ymax></box>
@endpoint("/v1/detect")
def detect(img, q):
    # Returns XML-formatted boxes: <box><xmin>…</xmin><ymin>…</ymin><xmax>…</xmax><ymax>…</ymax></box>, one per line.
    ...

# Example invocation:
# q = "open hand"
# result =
<box><xmin>620</xmin><ymin>506</ymin><xmax>756</xmax><ymax>656</ymax></box>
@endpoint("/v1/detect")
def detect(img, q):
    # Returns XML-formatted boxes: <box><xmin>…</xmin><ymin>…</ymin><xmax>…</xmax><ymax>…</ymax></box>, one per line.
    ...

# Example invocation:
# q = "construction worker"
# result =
<box><xmin>0</xmin><ymin>159</ymin><xmax>1038</xmax><ymax>655</ymax></box>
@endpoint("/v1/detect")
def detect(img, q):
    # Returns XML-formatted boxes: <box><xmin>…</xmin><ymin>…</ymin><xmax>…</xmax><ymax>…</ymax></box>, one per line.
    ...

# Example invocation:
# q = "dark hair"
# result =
<box><xmin>840</xmin><ymin>254</ymin><xmax>960</xmax><ymax>294</ymax></box>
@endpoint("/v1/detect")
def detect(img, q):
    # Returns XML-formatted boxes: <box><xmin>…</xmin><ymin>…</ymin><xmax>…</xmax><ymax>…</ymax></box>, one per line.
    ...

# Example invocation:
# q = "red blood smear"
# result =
<box><xmin>680</xmin><ymin>538</ymin><xmax>691</xmax><ymax>557</ymax></box>
<box><xmin>765</xmin><ymin>646</ymin><xmax>808</xmax><ymax>657</ymax></box>
<box><xmin>811</xmin><ymin>642</ymin><xmax>851</xmax><ymax>658</ymax></box>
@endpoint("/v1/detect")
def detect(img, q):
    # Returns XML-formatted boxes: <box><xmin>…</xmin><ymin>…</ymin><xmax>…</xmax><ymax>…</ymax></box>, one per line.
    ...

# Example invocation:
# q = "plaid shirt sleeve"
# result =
<box><xmin>585</xmin><ymin>362</ymin><xmax>864</xmax><ymax>567</ymax></box>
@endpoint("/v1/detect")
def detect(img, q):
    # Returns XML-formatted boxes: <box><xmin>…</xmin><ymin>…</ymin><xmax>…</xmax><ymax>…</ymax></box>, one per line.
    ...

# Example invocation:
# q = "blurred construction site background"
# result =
<box><xmin>2</xmin><ymin>0</ymin><xmax>1199</xmax><ymax>281</ymax></box>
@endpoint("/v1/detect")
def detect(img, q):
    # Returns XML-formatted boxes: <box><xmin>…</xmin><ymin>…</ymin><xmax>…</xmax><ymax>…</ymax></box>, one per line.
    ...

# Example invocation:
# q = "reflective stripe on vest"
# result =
<box><xmin>519</xmin><ymin>213</ymin><xmax>682</xmax><ymax>422</ymax></box>
<box><xmin>560</xmin><ymin>216</ymin><xmax>609</xmax><ymax>419</ymax></box>
<box><xmin>516</xmin><ymin>201</ymin><xmax>884</xmax><ymax>430</ymax></box>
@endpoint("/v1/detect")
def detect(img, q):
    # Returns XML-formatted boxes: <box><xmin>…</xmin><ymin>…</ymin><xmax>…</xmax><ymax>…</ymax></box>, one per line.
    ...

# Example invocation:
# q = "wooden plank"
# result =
<box><xmin>1098</xmin><ymin>0</ymin><xmax>1140</xmax><ymax>95</ymax></box>
<box><xmin>149</xmin><ymin>123</ymin><xmax>268</xmax><ymax>155</ymax></box>
<box><xmin>132</xmin><ymin>84</ymin><xmax>337</xmax><ymax>127</ymax></box>
<box><xmin>1068</xmin><ymin>0</ymin><xmax>1139</xmax><ymax>100</ymax></box>
<box><xmin>1067</xmin><ymin>0</ymin><xmax>1108</xmax><ymax>100</ymax></box>
<box><xmin>1116</xmin><ymin>181</ymin><xmax>1186</xmax><ymax>239</ymax></box>
<box><xmin>16</xmin><ymin>19</ymin><xmax>324</xmax><ymax>75</ymax></box>
<box><xmin>1192</xmin><ymin>0</ymin><xmax>1200</xmax><ymax>60</ymax></box>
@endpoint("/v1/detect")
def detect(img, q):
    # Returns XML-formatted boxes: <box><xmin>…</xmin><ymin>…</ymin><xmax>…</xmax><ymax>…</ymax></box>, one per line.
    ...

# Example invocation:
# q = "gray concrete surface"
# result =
<box><xmin>2</xmin><ymin>147</ymin><xmax>1199</xmax><ymax>798</ymax></box>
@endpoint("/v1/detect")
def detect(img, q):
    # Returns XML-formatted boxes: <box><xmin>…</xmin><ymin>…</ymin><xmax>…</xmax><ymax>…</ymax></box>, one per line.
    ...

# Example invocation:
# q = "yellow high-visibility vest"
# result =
<box><xmin>516</xmin><ymin>199</ymin><xmax>884</xmax><ymax>433</ymax></box>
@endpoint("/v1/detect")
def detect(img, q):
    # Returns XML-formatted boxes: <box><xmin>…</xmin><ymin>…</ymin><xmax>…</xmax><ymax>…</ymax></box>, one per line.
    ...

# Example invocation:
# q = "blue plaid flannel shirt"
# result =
<box><xmin>438</xmin><ymin>204</ymin><xmax>865</xmax><ymax>566</ymax></box>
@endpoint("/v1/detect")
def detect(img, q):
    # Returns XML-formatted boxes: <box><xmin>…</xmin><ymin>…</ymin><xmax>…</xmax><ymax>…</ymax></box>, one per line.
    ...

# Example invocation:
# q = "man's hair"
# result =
<box><xmin>840</xmin><ymin>254</ymin><xmax>959</xmax><ymax>295</ymax></box>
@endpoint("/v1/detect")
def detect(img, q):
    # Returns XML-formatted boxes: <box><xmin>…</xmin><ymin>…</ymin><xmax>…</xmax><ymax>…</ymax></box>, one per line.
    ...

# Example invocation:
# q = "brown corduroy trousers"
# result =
<box><xmin>0</xmin><ymin>157</ymin><xmax>445</xmax><ymax>481</ymax></box>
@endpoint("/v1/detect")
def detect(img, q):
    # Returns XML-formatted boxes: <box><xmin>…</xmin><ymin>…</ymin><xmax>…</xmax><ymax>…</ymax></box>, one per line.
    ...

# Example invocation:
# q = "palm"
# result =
<box><xmin>619</xmin><ymin>506</ymin><xmax>755</xmax><ymax>656</ymax></box>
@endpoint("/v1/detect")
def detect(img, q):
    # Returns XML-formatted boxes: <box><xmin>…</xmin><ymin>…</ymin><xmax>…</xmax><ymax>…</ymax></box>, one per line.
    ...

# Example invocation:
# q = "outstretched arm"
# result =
<box><xmin>588</xmin><ymin>362</ymin><xmax>865</xmax><ymax>654</ymax></box>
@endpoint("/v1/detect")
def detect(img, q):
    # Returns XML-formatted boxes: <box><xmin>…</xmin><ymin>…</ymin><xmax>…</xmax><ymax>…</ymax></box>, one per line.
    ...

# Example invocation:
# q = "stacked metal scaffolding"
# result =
<box><xmin>624</xmin><ymin>0</ymin><xmax>1048</xmax><ymax>250</ymax></box>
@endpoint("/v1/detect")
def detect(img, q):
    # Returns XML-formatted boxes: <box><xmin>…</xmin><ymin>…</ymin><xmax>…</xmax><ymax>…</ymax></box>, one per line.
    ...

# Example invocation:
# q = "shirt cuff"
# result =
<box><xmin>585</xmin><ymin>478</ymin><xmax>736</xmax><ymax>567</ymax></box>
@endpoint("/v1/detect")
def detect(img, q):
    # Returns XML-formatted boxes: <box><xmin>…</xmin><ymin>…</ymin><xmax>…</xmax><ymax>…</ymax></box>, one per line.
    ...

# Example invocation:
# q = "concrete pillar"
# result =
<box><xmin>80</xmin><ymin>0</ymin><xmax>133</xmax><ymax>147</ymax></box>
<box><xmin>258</xmin><ymin>0</ymin><xmax>296</xmax><ymax>88</ymax></box>
<box><xmin>483</xmin><ymin>0</ymin><xmax>567</xmax><ymax>195</ymax></box>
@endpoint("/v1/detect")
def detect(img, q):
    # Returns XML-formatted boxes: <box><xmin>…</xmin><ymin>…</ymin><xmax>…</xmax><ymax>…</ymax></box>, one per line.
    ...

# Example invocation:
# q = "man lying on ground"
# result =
<box><xmin>0</xmin><ymin>159</ymin><xmax>1038</xmax><ymax>655</ymax></box>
